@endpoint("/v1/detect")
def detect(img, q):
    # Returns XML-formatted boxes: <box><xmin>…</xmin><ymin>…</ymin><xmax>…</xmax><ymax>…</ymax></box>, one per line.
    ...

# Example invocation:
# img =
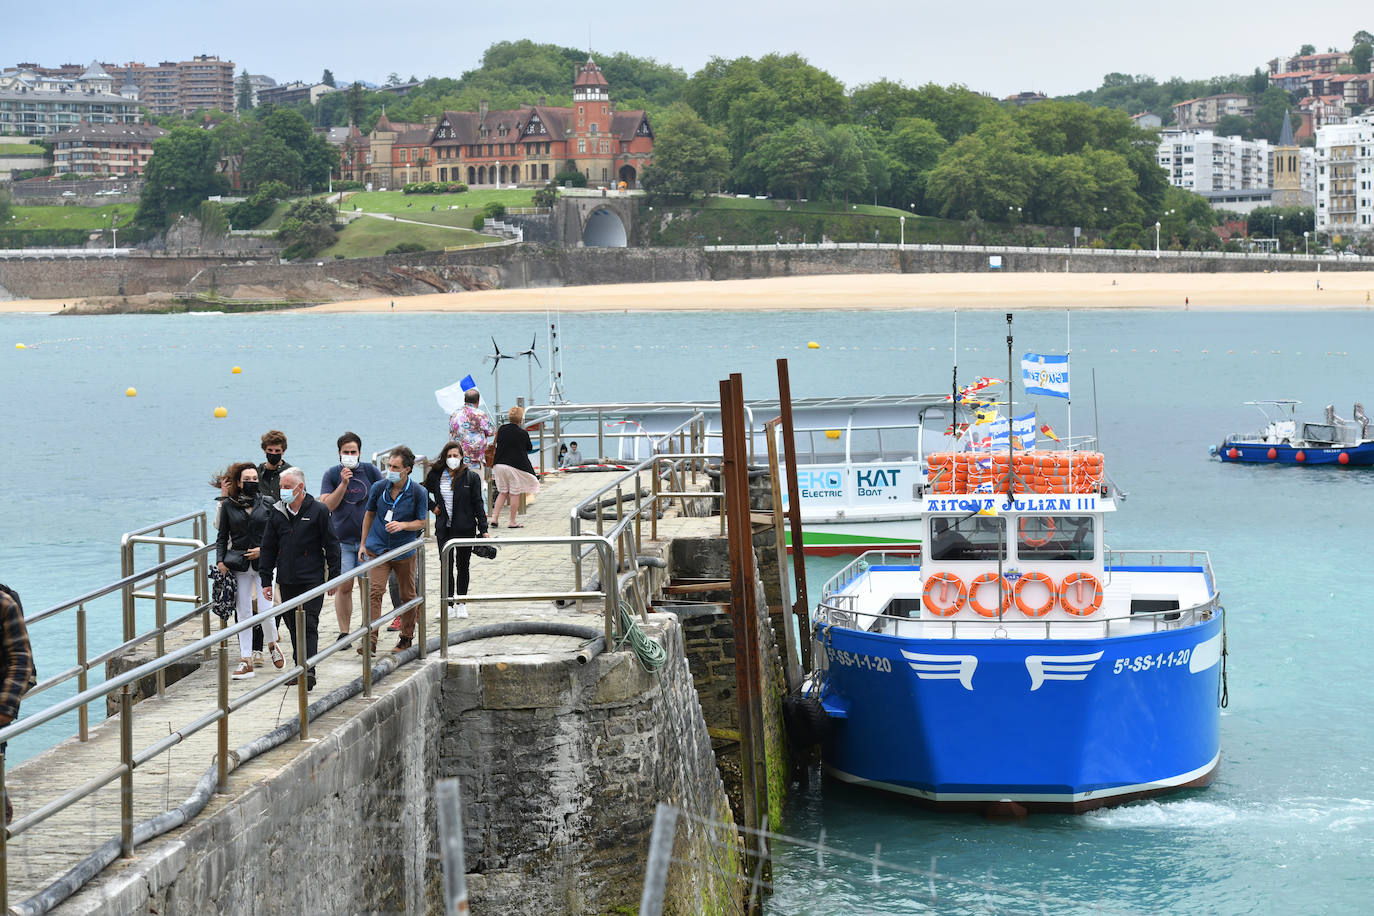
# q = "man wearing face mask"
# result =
<box><xmin>257</xmin><ymin>430</ymin><xmax>294</xmax><ymax>503</ymax></box>
<box><xmin>359</xmin><ymin>446</ymin><xmax>430</xmax><ymax>653</ymax></box>
<box><xmin>260</xmin><ymin>467</ymin><xmax>340</xmax><ymax>691</ymax></box>
<box><xmin>319</xmin><ymin>432</ymin><xmax>382</xmax><ymax>643</ymax></box>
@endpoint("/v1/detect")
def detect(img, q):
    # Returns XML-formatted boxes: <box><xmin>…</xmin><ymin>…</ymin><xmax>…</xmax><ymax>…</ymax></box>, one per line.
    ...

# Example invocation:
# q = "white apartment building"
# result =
<box><xmin>1157</xmin><ymin>129</ymin><xmax>1271</xmax><ymax>195</ymax></box>
<box><xmin>1314</xmin><ymin>113</ymin><xmax>1374</xmax><ymax>237</ymax></box>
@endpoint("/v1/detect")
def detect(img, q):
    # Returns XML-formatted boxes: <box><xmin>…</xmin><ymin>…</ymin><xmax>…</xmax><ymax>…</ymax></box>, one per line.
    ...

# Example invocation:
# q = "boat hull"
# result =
<box><xmin>784</xmin><ymin>520</ymin><xmax>922</xmax><ymax>556</ymax></box>
<box><xmin>814</xmin><ymin>614</ymin><xmax>1224</xmax><ymax>813</ymax></box>
<box><xmin>1217</xmin><ymin>439</ymin><xmax>1374</xmax><ymax>466</ymax></box>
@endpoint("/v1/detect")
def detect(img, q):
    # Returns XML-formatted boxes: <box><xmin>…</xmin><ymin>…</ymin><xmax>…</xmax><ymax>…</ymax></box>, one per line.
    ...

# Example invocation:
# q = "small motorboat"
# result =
<box><xmin>1213</xmin><ymin>400</ymin><xmax>1374</xmax><ymax>466</ymax></box>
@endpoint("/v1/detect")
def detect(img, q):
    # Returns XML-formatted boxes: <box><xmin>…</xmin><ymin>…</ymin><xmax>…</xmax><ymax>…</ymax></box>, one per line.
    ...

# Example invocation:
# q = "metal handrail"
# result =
<box><xmin>438</xmin><ymin>535</ymin><xmax>619</xmax><ymax>645</ymax></box>
<box><xmin>0</xmin><ymin>537</ymin><xmax>434</xmax><ymax>911</ymax></box>
<box><xmin>568</xmin><ymin>448</ymin><xmax>724</xmax><ymax>601</ymax></box>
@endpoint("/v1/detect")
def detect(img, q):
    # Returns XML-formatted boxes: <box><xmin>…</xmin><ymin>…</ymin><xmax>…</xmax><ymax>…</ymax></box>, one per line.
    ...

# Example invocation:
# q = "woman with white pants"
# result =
<box><xmin>215</xmin><ymin>462</ymin><xmax>285</xmax><ymax>679</ymax></box>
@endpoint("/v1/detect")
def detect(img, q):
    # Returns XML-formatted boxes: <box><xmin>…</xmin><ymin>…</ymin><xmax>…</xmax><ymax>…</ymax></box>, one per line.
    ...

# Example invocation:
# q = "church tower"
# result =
<box><xmin>1271</xmin><ymin>110</ymin><xmax>1303</xmax><ymax>207</ymax></box>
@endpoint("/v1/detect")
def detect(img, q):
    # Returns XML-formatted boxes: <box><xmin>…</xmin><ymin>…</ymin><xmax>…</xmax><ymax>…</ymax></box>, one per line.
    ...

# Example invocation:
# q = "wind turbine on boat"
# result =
<box><xmin>484</xmin><ymin>337</ymin><xmax>516</xmax><ymax>413</ymax></box>
<box><xmin>517</xmin><ymin>335</ymin><xmax>542</xmax><ymax>407</ymax></box>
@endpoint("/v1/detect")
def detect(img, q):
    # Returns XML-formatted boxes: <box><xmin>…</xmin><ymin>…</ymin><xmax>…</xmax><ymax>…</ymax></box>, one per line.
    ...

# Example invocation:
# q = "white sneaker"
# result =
<box><xmin>451</xmin><ymin>603</ymin><xmax>469</xmax><ymax>619</ymax></box>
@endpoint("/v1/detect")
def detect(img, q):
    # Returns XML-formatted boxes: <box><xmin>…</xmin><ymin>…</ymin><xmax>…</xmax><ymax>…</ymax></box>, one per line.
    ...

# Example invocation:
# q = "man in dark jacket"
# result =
<box><xmin>1</xmin><ymin>581</ymin><xmax>37</xmax><ymax>824</ymax></box>
<box><xmin>260</xmin><ymin>467</ymin><xmax>340</xmax><ymax>690</ymax></box>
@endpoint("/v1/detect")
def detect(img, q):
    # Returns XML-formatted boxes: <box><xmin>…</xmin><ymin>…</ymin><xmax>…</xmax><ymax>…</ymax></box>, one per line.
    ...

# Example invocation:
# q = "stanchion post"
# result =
<box><xmin>77</xmin><ymin>604</ymin><xmax>89</xmax><ymax>741</ymax></box>
<box><xmin>361</xmin><ymin>569</ymin><xmax>373</xmax><ymax>698</ymax></box>
<box><xmin>119</xmin><ymin>686</ymin><xmax>134</xmax><ymax>858</ymax></box>
<box><xmin>296</xmin><ymin>603</ymin><xmax>309</xmax><ymax>740</ymax></box>
<box><xmin>217</xmin><ymin>638</ymin><xmax>229</xmax><ymax>792</ymax></box>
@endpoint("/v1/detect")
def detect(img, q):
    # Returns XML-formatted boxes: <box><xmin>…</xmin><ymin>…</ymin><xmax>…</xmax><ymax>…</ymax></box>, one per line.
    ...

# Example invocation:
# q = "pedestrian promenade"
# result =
<box><xmin>2</xmin><ymin>466</ymin><xmax>722</xmax><ymax>908</ymax></box>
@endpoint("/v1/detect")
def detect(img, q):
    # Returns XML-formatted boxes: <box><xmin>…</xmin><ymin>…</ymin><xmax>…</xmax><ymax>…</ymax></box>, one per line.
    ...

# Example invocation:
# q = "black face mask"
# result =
<box><xmin>265</xmin><ymin>453</ymin><xmax>283</xmax><ymax>465</ymax></box>
<box><xmin>241</xmin><ymin>481</ymin><xmax>260</xmax><ymax>498</ymax></box>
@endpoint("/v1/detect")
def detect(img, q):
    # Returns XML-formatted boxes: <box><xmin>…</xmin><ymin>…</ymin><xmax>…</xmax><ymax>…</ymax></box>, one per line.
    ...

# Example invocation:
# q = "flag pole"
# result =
<box><xmin>1067</xmin><ymin>308</ymin><xmax>1074</xmax><ymax>478</ymax></box>
<box><xmin>1001</xmin><ymin>312</ymin><xmax>1014</xmax><ymax>622</ymax></box>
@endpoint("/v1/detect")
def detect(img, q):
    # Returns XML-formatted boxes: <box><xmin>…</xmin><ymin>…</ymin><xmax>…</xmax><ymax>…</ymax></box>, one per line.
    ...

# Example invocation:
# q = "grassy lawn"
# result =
<box><xmin>10</xmin><ymin>203</ymin><xmax>136</xmax><ymax>230</ymax></box>
<box><xmin>320</xmin><ymin>217</ymin><xmax>496</xmax><ymax>259</ymax></box>
<box><xmin>0</xmin><ymin>142</ymin><xmax>44</xmax><ymax>156</ymax></box>
<box><xmin>254</xmin><ymin>200</ymin><xmax>296</xmax><ymax>232</ymax></box>
<box><xmin>341</xmin><ymin>188</ymin><xmax>535</xmax><ymax>228</ymax></box>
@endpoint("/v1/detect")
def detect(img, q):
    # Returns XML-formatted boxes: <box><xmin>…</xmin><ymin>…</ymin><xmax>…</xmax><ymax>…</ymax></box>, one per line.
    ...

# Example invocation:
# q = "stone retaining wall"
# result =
<box><xmin>3</xmin><ymin>243</ymin><xmax>1361</xmax><ymax>305</ymax></box>
<box><xmin>56</xmin><ymin>618</ymin><xmax>739</xmax><ymax>916</ymax></box>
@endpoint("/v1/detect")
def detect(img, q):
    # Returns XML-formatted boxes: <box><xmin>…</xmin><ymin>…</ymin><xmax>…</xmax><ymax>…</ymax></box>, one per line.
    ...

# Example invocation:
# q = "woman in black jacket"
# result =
<box><xmin>424</xmin><ymin>441</ymin><xmax>489</xmax><ymax>619</ymax></box>
<box><xmin>215</xmin><ymin>461</ymin><xmax>285</xmax><ymax>679</ymax></box>
<box><xmin>489</xmin><ymin>405</ymin><xmax>540</xmax><ymax>528</ymax></box>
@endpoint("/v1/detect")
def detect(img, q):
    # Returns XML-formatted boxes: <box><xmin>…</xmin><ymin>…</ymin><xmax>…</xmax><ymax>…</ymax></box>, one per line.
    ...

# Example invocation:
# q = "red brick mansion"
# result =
<box><xmin>336</xmin><ymin>58</ymin><xmax>654</xmax><ymax>190</ymax></box>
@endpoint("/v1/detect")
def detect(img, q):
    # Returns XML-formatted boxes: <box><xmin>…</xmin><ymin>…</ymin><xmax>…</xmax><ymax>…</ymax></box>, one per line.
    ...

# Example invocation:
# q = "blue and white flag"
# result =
<box><xmin>435</xmin><ymin>374</ymin><xmax>479</xmax><ymax>414</ymax></box>
<box><xmin>1022</xmin><ymin>353</ymin><xmax>1070</xmax><ymax>400</ymax></box>
<box><xmin>986</xmin><ymin>412</ymin><xmax>1037</xmax><ymax>451</ymax></box>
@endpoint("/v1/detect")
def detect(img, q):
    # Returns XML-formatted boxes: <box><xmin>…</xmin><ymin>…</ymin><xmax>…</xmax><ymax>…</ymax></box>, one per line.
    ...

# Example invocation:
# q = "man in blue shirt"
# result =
<box><xmin>319</xmin><ymin>432</ymin><xmax>383</xmax><ymax>643</ymax></box>
<box><xmin>359</xmin><ymin>445</ymin><xmax>429</xmax><ymax>653</ymax></box>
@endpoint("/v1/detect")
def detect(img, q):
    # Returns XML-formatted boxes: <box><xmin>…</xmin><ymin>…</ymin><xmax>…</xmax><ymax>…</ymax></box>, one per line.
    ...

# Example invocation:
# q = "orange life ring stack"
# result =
<box><xmin>1013</xmin><ymin>571</ymin><xmax>1058</xmax><ymax>617</ymax></box>
<box><xmin>1059</xmin><ymin>572</ymin><xmax>1103</xmax><ymax>616</ymax></box>
<box><xmin>922</xmin><ymin>572</ymin><xmax>967</xmax><ymax>616</ymax></box>
<box><xmin>926</xmin><ymin>450</ymin><xmax>1106</xmax><ymax>495</ymax></box>
<box><xmin>968</xmin><ymin>572</ymin><xmax>1011</xmax><ymax>617</ymax></box>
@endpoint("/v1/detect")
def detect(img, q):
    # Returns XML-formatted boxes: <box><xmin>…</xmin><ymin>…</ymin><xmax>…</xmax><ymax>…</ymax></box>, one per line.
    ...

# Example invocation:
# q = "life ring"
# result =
<box><xmin>1018</xmin><ymin>516</ymin><xmax>1055</xmax><ymax>548</ymax></box>
<box><xmin>922</xmin><ymin>571</ymin><xmax>967</xmax><ymax>617</ymax></box>
<box><xmin>1059</xmin><ymin>572</ymin><xmax>1103</xmax><ymax>616</ymax></box>
<box><xmin>968</xmin><ymin>572</ymin><xmax>1011</xmax><ymax>617</ymax></box>
<box><xmin>1014</xmin><ymin>571</ymin><xmax>1058</xmax><ymax>617</ymax></box>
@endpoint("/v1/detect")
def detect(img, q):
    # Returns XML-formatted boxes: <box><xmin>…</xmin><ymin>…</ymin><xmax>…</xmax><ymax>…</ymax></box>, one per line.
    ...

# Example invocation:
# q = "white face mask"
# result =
<box><xmin>340</xmin><ymin>454</ymin><xmax>359</xmax><ymax>468</ymax></box>
<box><xmin>446</xmin><ymin>456</ymin><xmax>462</xmax><ymax>470</ymax></box>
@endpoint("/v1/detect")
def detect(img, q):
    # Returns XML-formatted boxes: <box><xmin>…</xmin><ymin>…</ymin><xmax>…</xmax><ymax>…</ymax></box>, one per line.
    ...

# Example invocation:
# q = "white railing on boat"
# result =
<box><xmin>816</xmin><ymin>548</ymin><xmax>1219</xmax><ymax>637</ymax></box>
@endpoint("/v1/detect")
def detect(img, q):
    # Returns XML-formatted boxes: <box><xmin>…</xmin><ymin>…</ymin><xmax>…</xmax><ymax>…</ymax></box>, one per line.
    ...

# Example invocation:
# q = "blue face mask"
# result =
<box><xmin>279</xmin><ymin>488</ymin><xmax>295</xmax><ymax>504</ymax></box>
<box><xmin>384</xmin><ymin>469</ymin><xmax>401</xmax><ymax>483</ymax></box>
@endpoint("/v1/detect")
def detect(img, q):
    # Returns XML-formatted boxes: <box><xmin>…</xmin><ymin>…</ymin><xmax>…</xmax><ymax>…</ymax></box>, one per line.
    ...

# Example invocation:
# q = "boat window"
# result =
<box><xmin>1016</xmin><ymin>515</ymin><xmax>1094</xmax><ymax>560</ymax></box>
<box><xmin>929</xmin><ymin>516</ymin><xmax>1005</xmax><ymax>561</ymax></box>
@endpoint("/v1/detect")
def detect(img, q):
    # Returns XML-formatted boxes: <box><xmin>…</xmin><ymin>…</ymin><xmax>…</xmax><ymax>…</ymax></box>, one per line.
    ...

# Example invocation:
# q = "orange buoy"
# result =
<box><xmin>1267</xmin><ymin>448</ymin><xmax>1277</xmax><ymax>460</ymax></box>
<box><xmin>968</xmin><ymin>572</ymin><xmax>1011</xmax><ymax>617</ymax></box>
<box><xmin>1018</xmin><ymin>516</ymin><xmax>1055</xmax><ymax>548</ymax></box>
<box><xmin>1338</xmin><ymin>452</ymin><xmax>1350</xmax><ymax>465</ymax></box>
<box><xmin>1295</xmin><ymin>450</ymin><xmax>1306</xmax><ymax>462</ymax></box>
<box><xmin>1014</xmin><ymin>572</ymin><xmax>1058</xmax><ymax>618</ymax></box>
<box><xmin>1227</xmin><ymin>447</ymin><xmax>1239</xmax><ymax>459</ymax></box>
<box><xmin>1059</xmin><ymin>572</ymin><xmax>1103</xmax><ymax>616</ymax></box>
<box><xmin>922</xmin><ymin>572</ymin><xmax>967</xmax><ymax>617</ymax></box>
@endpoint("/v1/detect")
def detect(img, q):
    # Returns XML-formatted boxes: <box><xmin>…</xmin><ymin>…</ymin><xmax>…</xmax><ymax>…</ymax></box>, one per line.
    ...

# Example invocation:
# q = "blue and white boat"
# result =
<box><xmin>806</xmin><ymin>447</ymin><xmax>1227</xmax><ymax>814</ymax></box>
<box><xmin>1213</xmin><ymin>399</ymin><xmax>1374</xmax><ymax>466</ymax></box>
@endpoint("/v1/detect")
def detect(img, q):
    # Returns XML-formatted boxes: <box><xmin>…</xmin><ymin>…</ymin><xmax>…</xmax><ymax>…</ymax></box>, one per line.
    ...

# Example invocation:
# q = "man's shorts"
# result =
<box><xmin>339</xmin><ymin>541</ymin><xmax>361</xmax><ymax>579</ymax></box>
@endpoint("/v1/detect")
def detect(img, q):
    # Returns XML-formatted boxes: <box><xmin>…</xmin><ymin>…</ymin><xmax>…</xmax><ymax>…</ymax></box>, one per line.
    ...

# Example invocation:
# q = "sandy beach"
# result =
<box><xmin>3</xmin><ymin>271</ymin><xmax>1374</xmax><ymax>314</ymax></box>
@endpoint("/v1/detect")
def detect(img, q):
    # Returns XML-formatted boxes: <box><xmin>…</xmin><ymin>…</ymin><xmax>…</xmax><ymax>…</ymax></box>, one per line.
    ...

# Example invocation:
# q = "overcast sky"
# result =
<box><xmin>6</xmin><ymin>1</ymin><xmax>1371</xmax><ymax>99</ymax></box>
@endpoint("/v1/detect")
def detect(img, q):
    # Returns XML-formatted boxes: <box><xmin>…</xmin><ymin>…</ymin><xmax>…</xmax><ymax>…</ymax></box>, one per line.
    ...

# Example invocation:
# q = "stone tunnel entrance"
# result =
<box><xmin>583</xmin><ymin>207</ymin><xmax>628</xmax><ymax>247</ymax></box>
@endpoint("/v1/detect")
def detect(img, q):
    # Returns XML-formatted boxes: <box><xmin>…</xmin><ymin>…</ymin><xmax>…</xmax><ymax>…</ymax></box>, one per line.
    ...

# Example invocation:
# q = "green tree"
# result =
<box><xmin>924</xmin><ymin>120</ymin><xmax>1036</xmax><ymax>220</ymax></box>
<box><xmin>638</xmin><ymin>104</ymin><xmax>730</xmax><ymax>198</ymax></box>
<box><xmin>821</xmin><ymin>124</ymin><xmax>869</xmax><ymax>203</ymax></box>
<box><xmin>744</xmin><ymin>121</ymin><xmax>829</xmax><ymax>200</ymax></box>
<box><xmin>136</xmin><ymin>127</ymin><xmax>224</xmax><ymax>227</ymax></box>
<box><xmin>276</xmin><ymin>198</ymin><xmax>338</xmax><ymax>259</ymax></box>
<box><xmin>240</xmin><ymin>133</ymin><xmax>303</xmax><ymax>190</ymax></box>
<box><xmin>885</xmin><ymin>117</ymin><xmax>947</xmax><ymax>211</ymax></box>
<box><xmin>1352</xmin><ymin>41</ymin><xmax>1373</xmax><ymax>75</ymax></box>
<box><xmin>1298</xmin><ymin>44</ymin><xmax>1316</xmax><ymax>56</ymax></box>
<box><xmin>322</xmin><ymin>69</ymin><xmax>336</xmax><ymax>88</ymax></box>
<box><xmin>849</xmin><ymin>79</ymin><xmax>922</xmax><ymax>133</ymax></box>
<box><xmin>346</xmin><ymin>83</ymin><xmax>366</xmax><ymax>126</ymax></box>
<box><xmin>1251</xmin><ymin>86</ymin><xmax>1294</xmax><ymax>142</ymax></box>
<box><xmin>198</xmin><ymin>200</ymin><xmax>229</xmax><ymax>240</ymax></box>
<box><xmin>236</xmin><ymin>71</ymin><xmax>254</xmax><ymax>111</ymax></box>
<box><xmin>0</xmin><ymin>186</ymin><xmax>12</xmax><ymax>225</ymax></box>
<box><xmin>1214</xmin><ymin>114</ymin><xmax>1252</xmax><ymax>139</ymax></box>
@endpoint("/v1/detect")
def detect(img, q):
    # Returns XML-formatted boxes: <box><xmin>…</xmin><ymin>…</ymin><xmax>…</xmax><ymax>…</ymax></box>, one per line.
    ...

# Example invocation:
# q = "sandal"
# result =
<box><xmin>232</xmin><ymin>659</ymin><xmax>255</xmax><ymax>680</ymax></box>
<box><xmin>508</xmin><ymin>523</ymin><xmax>524</xmax><ymax>528</ymax></box>
<box><xmin>268</xmin><ymin>644</ymin><xmax>285</xmax><ymax>669</ymax></box>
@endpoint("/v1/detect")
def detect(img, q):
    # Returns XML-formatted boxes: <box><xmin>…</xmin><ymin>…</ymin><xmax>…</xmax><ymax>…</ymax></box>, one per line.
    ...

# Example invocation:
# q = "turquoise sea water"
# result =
<box><xmin>2</xmin><ymin>306</ymin><xmax>1372</xmax><ymax>913</ymax></box>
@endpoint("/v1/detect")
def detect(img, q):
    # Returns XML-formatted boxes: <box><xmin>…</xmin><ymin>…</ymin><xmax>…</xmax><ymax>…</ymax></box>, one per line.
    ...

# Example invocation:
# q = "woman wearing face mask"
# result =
<box><xmin>215</xmin><ymin>462</ymin><xmax>286</xmax><ymax>679</ymax></box>
<box><xmin>423</xmin><ymin>442</ymin><xmax>489</xmax><ymax>619</ymax></box>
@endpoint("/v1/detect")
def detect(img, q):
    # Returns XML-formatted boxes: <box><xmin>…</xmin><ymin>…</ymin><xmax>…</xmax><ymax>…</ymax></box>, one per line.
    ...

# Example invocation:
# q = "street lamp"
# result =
<box><xmin>900</xmin><ymin>215</ymin><xmax>905</xmax><ymax>249</ymax></box>
<box><xmin>1155</xmin><ymin>221</ymin><xmax>1161</xmax><ymax>259</ymax></box>
<box><xmin>1304</xmin><ymin>230</ymin><xmax>1310</xmax><ymax>256</ymax></box>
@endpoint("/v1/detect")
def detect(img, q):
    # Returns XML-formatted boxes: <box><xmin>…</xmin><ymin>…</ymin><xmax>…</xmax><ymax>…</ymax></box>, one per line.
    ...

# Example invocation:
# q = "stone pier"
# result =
<box><xmin>3</xmin><ymin>468</ymin><xmax>762</xmax><ymax>914</ymax></box>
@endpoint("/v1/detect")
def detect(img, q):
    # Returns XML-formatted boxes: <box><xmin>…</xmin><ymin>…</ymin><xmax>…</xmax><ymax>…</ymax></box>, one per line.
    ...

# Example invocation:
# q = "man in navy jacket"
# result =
<box><xmin>260</xmin><ymin>467</ymin><xmax>340</xmax><ymax>690</ymax></box>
